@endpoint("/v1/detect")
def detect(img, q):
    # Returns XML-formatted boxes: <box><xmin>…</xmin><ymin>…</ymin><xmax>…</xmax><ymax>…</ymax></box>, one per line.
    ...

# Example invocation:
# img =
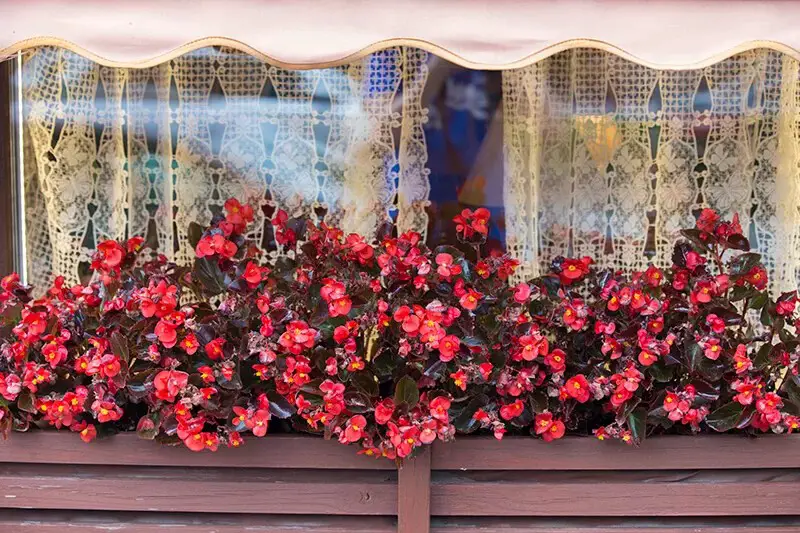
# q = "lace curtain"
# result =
<box><xmin>504</xmin><ymin>48</ymin><xmax>800</xmax><ymax>293</ymax></box>
<box><xmin>21</xmin><ymin>46</ymin><xmax>429</xmax><ymax>288</ymax></box>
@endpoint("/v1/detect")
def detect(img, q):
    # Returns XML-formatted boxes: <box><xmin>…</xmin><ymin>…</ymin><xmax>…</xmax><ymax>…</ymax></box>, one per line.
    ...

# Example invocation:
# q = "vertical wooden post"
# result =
<box><xmin>397</xmin><ymin>445</ymin><xmax>431</xmax><ymax>533</ymax></box>
<box><xmin>0</xmin><ymin>60</ymin><xmax>14</xmax><ymax>277</ymax></box>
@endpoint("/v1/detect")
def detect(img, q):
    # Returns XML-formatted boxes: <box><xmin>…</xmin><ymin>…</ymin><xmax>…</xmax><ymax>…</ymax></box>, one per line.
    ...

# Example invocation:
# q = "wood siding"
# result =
<box><xmin>0</xmin><ymin>433</ymin><xmax>799</xmax><ymax>532</ymax></box>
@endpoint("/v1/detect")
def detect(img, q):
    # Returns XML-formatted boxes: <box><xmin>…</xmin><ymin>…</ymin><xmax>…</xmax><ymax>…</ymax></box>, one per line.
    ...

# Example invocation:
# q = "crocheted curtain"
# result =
<box><xmin>21</xmin><ymin>46</ymin><xmax>429</xmax><ymax>288</ymax></box>
<box><xmin>504</xmin><ymin>48</ymin><xmax>800</xmax><ymax>293</ymax></box>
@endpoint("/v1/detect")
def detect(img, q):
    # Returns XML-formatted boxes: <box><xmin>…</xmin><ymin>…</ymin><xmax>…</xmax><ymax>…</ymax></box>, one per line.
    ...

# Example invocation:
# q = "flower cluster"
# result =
<box><xmin>1</xmin><ymin>201</ymin><xmax>798</xmax><ymax>460</ymax></box>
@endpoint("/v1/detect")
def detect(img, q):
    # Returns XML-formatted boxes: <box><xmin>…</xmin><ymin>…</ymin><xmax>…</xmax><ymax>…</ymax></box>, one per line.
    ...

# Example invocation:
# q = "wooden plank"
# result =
<box><xmin>431</xmin><ymin>520</ymin><xmax>800</xmax><ymax>533</ymax></box>
<box><xmin>432</xmin><ymin>435</ymin><xmax>800</xmax><ymax>470</ymax></box>
<box><xmin>0</xmin><ymin>511</ymin><xmax>396</xmax><ymax>533</ymax></box>
<box><xmin>0</xmin><ymin>59</ymin><xmax>14</xmax><ymax>277</ymax></box>
<box><xmin>431</xmin><ymin>469</ymin><xmax>800</xmax><ymax>516</ymax></box>
<box><xmin>0</xmin><ymin>464</ymin><xmax>397</xmax><ymax>516</ymax></box>
<box><xmin>0</xmin><ymin>431</ymin><xmax>393</xmax><ymax>470</ymax></box>
<box><xmin>398</xmin><ymin>446</ymin><xmax>431</xmax><ymax>533</ymax></box>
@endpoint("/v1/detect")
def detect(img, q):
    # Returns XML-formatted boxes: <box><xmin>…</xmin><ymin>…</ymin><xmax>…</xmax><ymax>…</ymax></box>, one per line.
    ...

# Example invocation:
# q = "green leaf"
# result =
<box><xmin>679</xmin><ymin>229</ymin><xmax>712</xmax><ymax>252</ymax></box>
<box><xmin>729</xmin><ymin>252</ymin><xmax>762</xmax><ymax>277</ymax></box>
<box><xmin>706</xmin><ymin>402</ymin><xmax>754</xmax><ymax>432</ymax></box>
<box><xmin>689</xmin><ymin>379</ymin><xmax>720</xmax><ymax>403</ymax></box>
<box><xmin>748</xmin><ymin>292</ymin><xmax>769</xmax><ymax>310</ymax></box>
<box><xmin>351</xmin><ymin>372</ymin><xmax>379</xmax><ymax>397</ymax></box>
<box><xmin>753</xmin><ymin>343</ymin><xmax>773</xmax><ymax>370</ymax></box>
<box><xmin>648</xmin><ymin>360</ymin><xmax>675</xmax><ymax>383</ymax></box>
<box><xmin>725</xmin><ymin>233</ymin><xmax>750</xmax><ymax>251</ymax></box>
<box><xmin>193</xmin><ymin>257</ymin><xmax>227</xmax><ymax>296</ymax></box>
<box><xmin>685</xmin><ymin>339</ymin><xmax>704</xmax><ymax>371</ymax></box>
<box><xmin>267</xmin><ymin>391</ymin><xmax>296</xmax><ymax>419</ymax></box>
<box><xmin>394</xmin><ymin>375</ymin><xmax>420</xmax><ymax>407</ymax></box>
<box><xmin>110</xmin><ymin>331</ymin><xmax>130</xmax><ymax>363</ymax></box>
<box><xmin>17</xmin><ymin>391</ymin><xmax>36</xmax><ymax>414</ymax></box>
<box><xmin>627</xmin><ymin>407</ymin><xmax>647</xmax><ymax>444</ymax></box>
<box><xmin>452</xmin><ymin>394</ymin><xmax>488</xmax><ymax>433</ymax></box>
<box><xmin>188</xmin><ymin>222</ymin><xmax>205</xmax><ymax>249</ymax></box>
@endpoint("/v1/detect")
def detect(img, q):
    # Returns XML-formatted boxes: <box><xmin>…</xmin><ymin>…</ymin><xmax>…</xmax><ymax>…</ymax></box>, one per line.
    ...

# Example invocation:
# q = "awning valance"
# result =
<box><xmin>3</xmin><ymin>0</ymin><xmax>800</xmax><ymax>70</ymax></box>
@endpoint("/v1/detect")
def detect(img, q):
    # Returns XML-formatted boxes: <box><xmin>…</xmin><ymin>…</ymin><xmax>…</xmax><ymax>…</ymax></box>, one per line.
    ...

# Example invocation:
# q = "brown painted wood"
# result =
<box><xmin>432</xmin><ymin>435</ymin><xmax>800</xmax><ymax>470</ymax></box>
<box><xmin>398</xmin><ymin>446</ymin><xmax>430</xmax><ymax>533</ymax></box>
<box><xmin>431</xmin><ymin>469</ymin><xmax>800</xmax><ymax>516</ymax></box>
<box><xmin>0</xmin><ymin>59</ymin><xmax>14</xmax><ymax>276</ymax></box>
<box><xmin>0</xmin><ymin>431</ymin><xmax>393</xmax><ymax>470</ymax></box>
<box><xmin>0</xmin><ymin>464</ymin><xmax>397</xmax><ymax>515</ymax></box>
<box><xmin>430</xmin><ymin>517</ymin><xmax>800</xmax><ymax>532</ymax></box>
<box><xmin>0</xmin><ymin>511</ymin><xmax>397</xmax><ymax>533</ymax></box>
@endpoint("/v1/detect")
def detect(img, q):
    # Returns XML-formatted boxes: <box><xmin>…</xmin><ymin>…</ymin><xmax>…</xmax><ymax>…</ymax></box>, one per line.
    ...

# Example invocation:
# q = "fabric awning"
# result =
<box><xmin>3</xmin><ymin>0</ymin><xmax>800</xmax><ymax>69</ymax></box>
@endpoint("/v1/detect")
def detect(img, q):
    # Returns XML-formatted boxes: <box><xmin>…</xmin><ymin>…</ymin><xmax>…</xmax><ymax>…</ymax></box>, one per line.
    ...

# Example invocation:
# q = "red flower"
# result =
<box><xmin>535</xmin><ymin>412</ymin><xmax>565</xmax><ymax>441</ymax></box>
<box><xmin>179</xmin><ymin>333</ymin><xmax>199</xmax><ymax>355</ymax></box>
<box><xmin>742</xmin><ymin>265</ymin><xmax>768</xmax><ymax>290</ymax></box>
<box><xmin>344</xmin><ymin>415</ymin><xmax>367</xmax><ymax>443</ymax></box>
<box><xmin>436</xmin><ymin>253</ymin><xmax>462</xmax><ymax>279</ymax></box>
<box><xmin>459</xmin><ymin>288</ymin><xmax>483</xmax><ymax>311</ymax></box>
<box><xmin>79</xmin><ymin>423</ymin><xmax>97</xmax><ymax>443</ymax></box>
<box><xmin>517</xmin><ymin>333</ymin><xmax>548</xmax><ymax>362</ymax></box>
<box><xmin>559</xmin><ymin>257</ymin><xmax>592</xmax><ymax>285</ymax></box>
<box><xmin>243</xmin><ymin>261</ymin><xmax>265</xmax><ymax>288</ymax></box>
<box><xmin>154</xmin><ymin>370</ymin><xmax>189</xmax><ymax>402</ymax></box>
<box><xmin>702</xmin><ymin>338</ymin><xmax>722</xmax><ymax>361</ymax></box>
<box><xmin>248</xmin><ymin>409</ymin><xmax>271</xmax><ymax>437</ymax></box>
<box><xmin>545</xmin><ymin>348</ymin><xmax>566</xmax><ymax>372</ymax></box>
<box><xmin>705</xmin><ymin>314</ymin><xmax>725</xmax><ymax>334</ymax></box>
<box><xmin>471</xmin><ymin>208</ymin><xmax>491</xmax><ymax>236</ymax></box>
<box><xmin>91</xmin><ymin>399</ymin><xmax>122</xmax><ymax>423</ymax></box>
<box><xmin>375</xmin><ymin>398</ymin><xmax>395</xmax><ymax>425</ymax></box>
<box><xmin>513</xmin><ymin>282</ymin><xmax>531</xmax><ymax>303</ymax></box>
<box><xmin>42</xmin><ymin>341</ymin><xmax>67</xmax><ymax>368</ymax></box>
<box><xmin>430</xmin><ymin>396</ymin><xmax>451</xmax><ymax>422</ymax></box>
<box><xmin>499</xmin><ymin>399</ymin><xmax>524</xmax><ymax>421</ymax></box>
<box><xmin>565</xmin><ymin>374</ymin><xmax>591</xmax><ymax>403</ymax></box>
<box><xmin>733</xmin><ymin>344</ymin><xmax>752</xmax><ymax>374</ymax></box>
<box><xmin>438</xmin><ymin>335</ymin><xmax>460</xmax><ymax>362</ymax></box>
<box><xmin>644</xmin><ymin>265</ymin><xmax>663</xmax><ymax>287</ymax></box>
<box><xmin>94</xmin><ymin>240</ymin><xmax>126</xmax><ymax>270</ymax></box>
<box><xmin>696</xmin><ymin>208</ymin><xmax>720</xmax><ymax>233</ymax></box>
<box><xmin>196</xmin><ymin>234</ymin><xmax>237</xmax><ymax>259</ymax></box>
<box><xmin>224</xmin><ymin>198</ymin><xmax>254</xmax><ymax>232</ymax></box>
<box><xmin>450</xmin><ymin>369</ymin><xmax>468</xmax><ymax>391</ymax></box>
<box><xmin>205</xmin><ymin>337</ymin><xmax>226</xmax><ymax>360</ymax></box>
<box><xmin>278</xmin><ymin>321</ymin><xmax>317</xmax><ymax>354</ymax></box>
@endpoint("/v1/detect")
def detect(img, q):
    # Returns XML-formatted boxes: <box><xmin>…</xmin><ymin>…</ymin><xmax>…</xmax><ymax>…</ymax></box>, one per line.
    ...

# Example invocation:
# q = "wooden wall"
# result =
<box><xmin>0</xmin><ymin>433</ymin><xmax>798</xmax><ymax>532</ymax></box>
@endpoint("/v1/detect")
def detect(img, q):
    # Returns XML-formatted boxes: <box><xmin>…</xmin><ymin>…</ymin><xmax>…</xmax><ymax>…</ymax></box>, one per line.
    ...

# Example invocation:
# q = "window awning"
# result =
<box><xmin>3</xmin><ymin>0</ymin><xmax>800</xmax><ymax>69</ymax></box>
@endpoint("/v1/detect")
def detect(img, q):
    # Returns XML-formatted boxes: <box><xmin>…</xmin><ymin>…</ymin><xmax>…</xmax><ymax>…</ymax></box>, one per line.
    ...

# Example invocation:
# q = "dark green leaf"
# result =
<box><xmin>706</xmin><ymin>402</ymin><xmax>754</xmax><ymax>432</ymax></box>
<box><xmin>452</xmin><ymin>394</ymin><xmax>488</xmax><ymax>433</ymax></box>
<box><xmin>685</xmin><ymin>339</ymin><xmax>704</xmax><ymax>371</ymax></box>
<box><xmin>648</xmin><ymin>360</ymin><xmax>675</xmax><ymax>382</ymax></box>
<box><xmin>110</xmin><ymin>331</ymin><xmax>130</xmax><ymax>363</ymax></box>
<box><xmin>753</xmin><ymin>343</ymin><xmax>773</xmax><ymax>370</ymax></box>
<box><xmin>194</xmin><ymin>257</ymin><xmax>227</xmax><ymax>296</ymax></box>
<box><xmin>725</xmin><ymin>233</ymin><xmax>750</xmax><ymax>251</ymax></box>
<box><xmin>267</xmin><ymin>390</ymin><xmax>296</xmax><ymax>419</ymax></box>
<box><xmin>748</xmin><ymin>292</ymin><xmax>769</xmax><ymax>310</ymax></box>
<box><xmin>689</xmin><ymin>379</ymin><xmax>720</xmax><ymax>403</ymax></box>
<box><xmin>394</xmin><ymin>375</ymin><xmax>420</xmax><ymax>407</ymax></box>
<box><xmin>17</xmin><ymin>391</ymin><xmax>36</xmax><ymax>414</ymax></box>
<box><xmin>627</xmin><ymin>407</ymin><xmax>647</xmax><ymax>444</ymax></box>
<box><xmin>679</xmin><ymin>229</ymin><xmax>712</xmax><ymax>252</ymax></box>
<box><xmin>188</xmin><ymin>222</ymin><xmax>205</xmax><ymax>249</ymax></box>
<box><xmin>729</xmin><ymin>253</ymin><xmax>762</xmax><ymax>277</ymax></box>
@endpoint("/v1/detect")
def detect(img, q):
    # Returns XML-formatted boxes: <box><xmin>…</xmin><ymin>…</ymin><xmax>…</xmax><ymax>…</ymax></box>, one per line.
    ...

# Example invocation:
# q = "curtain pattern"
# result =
<box><xmin>22</xmin><ymin>46</ymin><xmax>429</xmax><ymax>288</ymax></box>
<box><xmin>504</xmin><ymin>48</ymin><xmax>800</xmax><ymax>293</ymax></box>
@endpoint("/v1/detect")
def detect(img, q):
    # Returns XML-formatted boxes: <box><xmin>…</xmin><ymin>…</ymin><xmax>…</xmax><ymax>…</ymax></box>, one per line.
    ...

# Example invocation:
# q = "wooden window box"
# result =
<box><xmin>1</xmin><ymin>433</ymin><xmax>798</xmax><ymax>532</ymax></box>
